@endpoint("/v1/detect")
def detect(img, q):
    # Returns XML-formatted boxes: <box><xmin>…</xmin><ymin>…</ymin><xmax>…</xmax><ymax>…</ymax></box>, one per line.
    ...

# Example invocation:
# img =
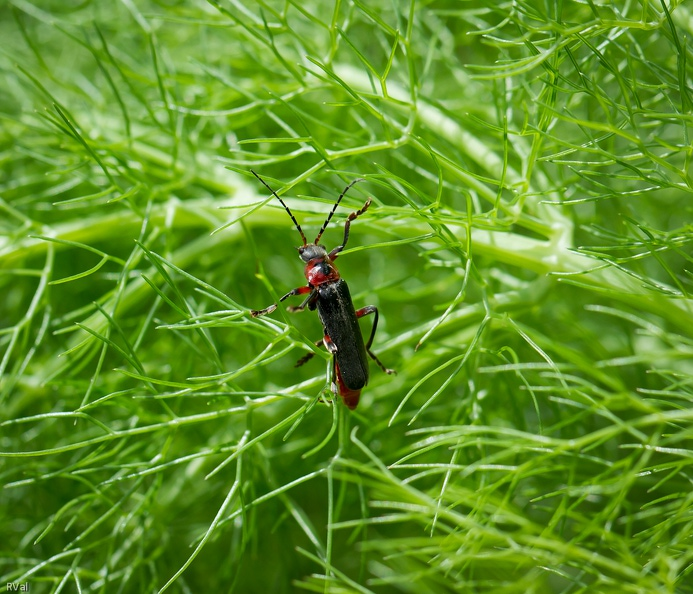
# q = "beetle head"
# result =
<box><xmin>298</xmin><ymin>244</ymin><xmax>328</xmax><ymax>262</ymax></box>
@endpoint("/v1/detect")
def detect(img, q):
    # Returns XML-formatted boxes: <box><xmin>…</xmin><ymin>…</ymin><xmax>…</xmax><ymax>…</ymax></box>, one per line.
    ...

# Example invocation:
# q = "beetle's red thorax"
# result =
<box><xmin>305</xmin><ymin>257</ymin><xmax>340</xmax><ymax>286</ymax></box>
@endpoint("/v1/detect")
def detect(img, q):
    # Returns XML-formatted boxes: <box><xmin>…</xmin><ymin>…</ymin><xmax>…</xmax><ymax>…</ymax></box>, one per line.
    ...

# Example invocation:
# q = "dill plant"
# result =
<box><xmin>1</xmin><ymin>1</ymin><xmax>693</xmax><ymax>593</ymax></box>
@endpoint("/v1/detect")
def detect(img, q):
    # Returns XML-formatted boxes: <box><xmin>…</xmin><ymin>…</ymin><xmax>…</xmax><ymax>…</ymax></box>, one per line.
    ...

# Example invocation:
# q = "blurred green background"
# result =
<box><xmin>2</xmin><ymin>1</ymin><xmax>693</xmax><ymax>592</ymax></box>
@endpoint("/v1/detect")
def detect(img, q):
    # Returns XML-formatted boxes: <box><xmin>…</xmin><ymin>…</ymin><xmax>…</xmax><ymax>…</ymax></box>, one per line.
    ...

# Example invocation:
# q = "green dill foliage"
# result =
<box><xmin>2</xmin><ymin>0</ymin><xmax>693</xmax><ymax>592</ymax></box>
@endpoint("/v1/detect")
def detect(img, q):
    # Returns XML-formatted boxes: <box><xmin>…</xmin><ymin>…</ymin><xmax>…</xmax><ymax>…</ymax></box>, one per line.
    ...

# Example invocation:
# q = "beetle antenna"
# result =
<box><xmin>251</xmin><ymin>170</ymin><xmax>308</xmax><ymax>246</ymax></box>
<box><xmin>314</xmin><ymin>178</ymin><xmax>365</xmax><ymax>244</ymax></box>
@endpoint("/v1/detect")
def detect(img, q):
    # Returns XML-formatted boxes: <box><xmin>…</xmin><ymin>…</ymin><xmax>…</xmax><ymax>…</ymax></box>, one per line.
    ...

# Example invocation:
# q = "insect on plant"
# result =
<box><xmin>250</xmin><ymin>171</ymin><xmax>396</xmax><ymax>409</ymax></box>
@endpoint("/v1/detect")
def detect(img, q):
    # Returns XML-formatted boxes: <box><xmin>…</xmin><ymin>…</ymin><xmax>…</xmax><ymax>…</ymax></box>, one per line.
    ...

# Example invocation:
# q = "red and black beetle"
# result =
<box><xmin>250</xmin><ymin>171</ymin><xmax>395</xmax><ymax>409</ymax></box>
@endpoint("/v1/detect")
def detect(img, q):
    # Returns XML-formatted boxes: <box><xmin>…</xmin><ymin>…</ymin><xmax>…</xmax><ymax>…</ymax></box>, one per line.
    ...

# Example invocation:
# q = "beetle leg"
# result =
<box><xmin>322</xmin><ymin>332</ymin><xmax>338</xmax><ymax>354</ymax></box>
<box><xmin>295</xmin><ymin>336</ymin><xmax>325</xmax><ymax>367</ymax></box>
<box><xmin>295</xmin><ymin>329</ymin><xmax>337</xmax><ymax>368</ymax></box>
<box><xmin>251</xmin><ymin>285</ymin><xmax>314</xmax><ymax>317</ymax></box>
<box><xmin>286</xmin><ymin>287</ymin><xmax>318</xmax><ymax>312</ymax></box>
<box><xmin>355</xmin><ymin>305</ymin><xmax>396</xmax><ymax>375</ymax></box>
<box><xmin>328</xmin><ymin>199</ymin><xmax>372</xmax><ymax>261</ymax></box>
